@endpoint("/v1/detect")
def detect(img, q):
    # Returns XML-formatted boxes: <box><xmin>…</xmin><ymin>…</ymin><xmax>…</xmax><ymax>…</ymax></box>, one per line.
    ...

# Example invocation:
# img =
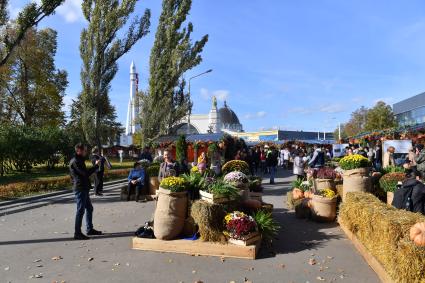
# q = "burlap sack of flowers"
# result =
<box><xmin>154</xmin><ymin>177</ymin><xmax>188</xmax><ymax>240</ymax></box>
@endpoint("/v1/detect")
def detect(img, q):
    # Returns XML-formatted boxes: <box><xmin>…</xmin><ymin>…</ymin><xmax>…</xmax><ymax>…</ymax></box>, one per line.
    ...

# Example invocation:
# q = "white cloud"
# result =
<box><xmin>319</xmin><ymin>103</ymin><xmax>345</xmax><ymax>113</ymax></box>
<box><xmin>244</xmin><ymin>111</ymin><xmax>267</xmax><ymax>120</ymax></box>
<box><xmin>200</xmin><ymin>88</ymin><xmax>229</xmax><ymax>102</ymax></box>
<box><xmin>56</xmin><ymin>0</ymin><xmax>84</xmax><ymax>23</ymax></box>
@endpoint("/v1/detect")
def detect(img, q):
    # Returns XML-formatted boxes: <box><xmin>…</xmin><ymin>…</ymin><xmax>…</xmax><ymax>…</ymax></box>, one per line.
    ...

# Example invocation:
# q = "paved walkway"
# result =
<box><xmin>0</xmin><ymin>170</ymin><xmax>379</xmax><ymax>283</ymax></box>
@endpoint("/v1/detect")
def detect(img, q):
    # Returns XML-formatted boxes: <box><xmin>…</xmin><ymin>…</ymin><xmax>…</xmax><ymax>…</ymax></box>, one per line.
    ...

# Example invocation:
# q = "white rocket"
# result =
<box><xmin>125</xmin><ymin>61</ymin><xmax>140</xmax><ymax>135</ymax></box>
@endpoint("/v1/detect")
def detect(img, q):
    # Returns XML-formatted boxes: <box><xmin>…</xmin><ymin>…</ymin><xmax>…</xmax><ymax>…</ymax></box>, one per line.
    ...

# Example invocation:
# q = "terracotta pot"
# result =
<box><xmin>387</xmin><ymin>192</ymin><xmax>394</xmax><ymax>205</ymax></box>
<box><xmin>311</xmin><ymin>195</ymin><xmax>337</xmax><ymax>222</ymax></box>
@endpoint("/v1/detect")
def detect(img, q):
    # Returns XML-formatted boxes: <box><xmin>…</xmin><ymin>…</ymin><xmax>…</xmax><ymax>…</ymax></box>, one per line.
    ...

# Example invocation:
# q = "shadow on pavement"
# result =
<box><xmin>257</xmin><ymin>208</ymin><xmax>342</xmax><ymax>259</ymax></box>
<box><xmin>0</xmin><ymin>231</ymin><xmax>134</xmax><ymax>246</ymax></box>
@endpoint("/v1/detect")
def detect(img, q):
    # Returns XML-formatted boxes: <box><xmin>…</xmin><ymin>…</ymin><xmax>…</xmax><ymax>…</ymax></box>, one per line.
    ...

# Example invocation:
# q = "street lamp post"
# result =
<box><xmin>187</xmin><ymin>69</ymin><xmax>213</xmax><ymax>135</ymax></box>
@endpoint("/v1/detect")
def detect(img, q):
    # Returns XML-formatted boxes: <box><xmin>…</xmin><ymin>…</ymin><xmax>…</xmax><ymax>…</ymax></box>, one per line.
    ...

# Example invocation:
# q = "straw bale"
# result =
<box><xmin>339</xmin><ymin>192</ymin><xmax>425</xmax><ymax>283</ymax></box>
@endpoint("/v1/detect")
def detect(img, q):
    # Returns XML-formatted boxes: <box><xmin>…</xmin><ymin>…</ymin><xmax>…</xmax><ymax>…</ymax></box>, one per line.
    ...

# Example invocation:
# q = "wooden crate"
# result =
<box><xmin>132</xmin><ymin>237</ymin><xmax>261</xmax><ymax>260</ymax></box>
<box><xmin>199</xmin><ymin>190</ymin><xmax>232</xmax><ymax>204</ymax></box>
<box><xmin>339</xmin><ymin>220</ymin><xmax>394</xmax><ymax>283</ymax></box>
<box><xmin>228</xmin><ymin>232</ymin><xmax>261</xmax><ymax>246</ymax></box>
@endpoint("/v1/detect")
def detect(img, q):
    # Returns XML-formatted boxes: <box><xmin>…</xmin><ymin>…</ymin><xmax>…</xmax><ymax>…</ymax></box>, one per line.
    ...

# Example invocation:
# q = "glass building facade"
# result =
<box><xmin>393</xmin><ymin>92</ymin><xmax>425</xmax><ymax>127</ymax></box>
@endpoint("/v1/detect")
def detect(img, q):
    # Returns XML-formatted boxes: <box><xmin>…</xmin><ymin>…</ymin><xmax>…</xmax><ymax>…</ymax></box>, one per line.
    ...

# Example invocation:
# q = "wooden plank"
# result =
<box><xmin>339</xmin><ymin>221</ymin><xmax>394</xmax><ymax>283</ymax></box>
<box><xmin>132</xmin><ymin>237</ymin><xmax>260</xmax><ymax>260</ymax></box>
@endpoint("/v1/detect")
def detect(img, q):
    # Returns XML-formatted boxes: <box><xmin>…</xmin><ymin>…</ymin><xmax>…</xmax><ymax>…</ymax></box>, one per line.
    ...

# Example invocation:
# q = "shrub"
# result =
<box><xmin>222</xmin><ymin>160</ymin><xmax>250</xmax><ymax>175</ymax></box>
<box><xmin>339</xmin><ymin>154</ymin><xmax>371</xmax><ymax>170</ymax></box>
<box><xmin>146</xmin><ymin>165</ymin><xmax>160</xmax><ymax>177</ymax></box>
<box><xmin>379</xmin><ymin>172</ymin><xmax>406</xmax><ymax>192</ymax></box>
<box><xmin>0</xmin><ymin>169</ymin><xmax>130</xmax><ymax>200</ymax></box>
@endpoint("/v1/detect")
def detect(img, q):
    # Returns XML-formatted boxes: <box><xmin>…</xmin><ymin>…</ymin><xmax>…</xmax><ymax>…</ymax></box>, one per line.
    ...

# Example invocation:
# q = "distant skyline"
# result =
<box><xmin>10</xmin><ymin>0</ymin><xmax>425</xmax><ymax>132</ymax></box>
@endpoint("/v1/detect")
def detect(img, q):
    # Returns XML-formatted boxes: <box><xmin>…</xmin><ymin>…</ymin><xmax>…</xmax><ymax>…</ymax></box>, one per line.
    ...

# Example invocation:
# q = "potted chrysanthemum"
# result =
<box><xmin>339</xmin><ymin>154</ymin><xmax>372</xmax><ymax>201</ymax></box>
<box><xmin>224</xmin><ymin>211</ymin><xmax>260</xmax><ymax>246</ymax></box>
<box><xmin>153</xmin><ymin>176</ymin><xmax>188</xmax><ymax>240</ymax></box>
<box><xmin>311</xmin><ymin>188</ymin><xmax>337</xmax><ymax>222</ymax></box>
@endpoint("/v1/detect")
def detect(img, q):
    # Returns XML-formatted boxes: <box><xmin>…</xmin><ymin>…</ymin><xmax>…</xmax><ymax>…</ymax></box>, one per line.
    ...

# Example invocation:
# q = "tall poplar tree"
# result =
<box><xmin>141</xmin><ymin>0</ymin><xmax>208</xmax><ymax>143</ymax></box>
<box><xmin>76</xmin><ymin>0</ymin><xmax>150</xmax><ymax>148</ymax></box>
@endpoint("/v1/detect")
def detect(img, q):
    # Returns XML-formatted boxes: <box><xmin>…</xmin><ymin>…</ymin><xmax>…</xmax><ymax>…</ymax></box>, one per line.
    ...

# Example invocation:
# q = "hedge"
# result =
<box><xmin>0</xmin><ymin>169</ymin><xmax>130</xmax><ymax>200</ymax></box>
<box><xmin>339</xmin><ymin>192</ymin><xmax>425</xmax><ymax>283</ymax></box>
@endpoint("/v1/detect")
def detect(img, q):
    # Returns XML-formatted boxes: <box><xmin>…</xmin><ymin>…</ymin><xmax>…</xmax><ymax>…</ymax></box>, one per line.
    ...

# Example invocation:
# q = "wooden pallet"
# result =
<box><xmin>339</xmin><ymin>221</ymin><xmax>394</xmax><ymax>283</ymax></box>
<box><xmin>132</xmin><ymin>237</ymin><xmax>261</xmax><ymax>260</ymax></box>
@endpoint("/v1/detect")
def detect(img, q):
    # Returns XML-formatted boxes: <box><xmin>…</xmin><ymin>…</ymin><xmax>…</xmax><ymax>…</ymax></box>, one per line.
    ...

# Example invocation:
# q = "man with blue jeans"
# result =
<box><xmin>266</xmin><ymin>146</ymin><xmax>279</xmax><ymax>184</ymax></box>
<box><xmin>70</xmin><ymin>143</ymin><xmax>102</xmax><ymax>240</ymax></box>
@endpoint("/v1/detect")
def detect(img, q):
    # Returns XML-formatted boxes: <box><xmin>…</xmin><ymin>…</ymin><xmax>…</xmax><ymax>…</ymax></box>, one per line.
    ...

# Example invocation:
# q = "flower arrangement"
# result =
<box><xmin>159</xmin><ymin>176</ymin><xmax>187</xmax><ymax>192</ymax></box>
<box><xmin>316</xmin><ymin>167</ymin><xmax>337</xmax><ymax>179</ymax></box>
<box><xmin>339</xmin><ymin>154</ymin><xmax>371</xmax><ymax>170</ymax></box>
<box><xmin>147</xmin><ymin>165</ymin><xmax>160</xmax><ymax>177</ymax></box>
<box><xmin>379</xmin><ymin>172</ymin><xmax>406</xmax><ymax>192</ymax></box>
<box><xmin>317</xmin><ymin>188</ymin><xmax>336</xmax><ymax>199</ymax></box>
<box><xmin>224</xmin><ymin>171</ymin><xmax>248</xmax><ymax>186</ymax></box>
<box><xmin>139</xmin><ymin>159</ymin><xmax>151</xmax><ymax>168</ymax></box>
<box><xmin>381</xmin><ymin>165</ymin><xmax>405</xmax><ymax>175</ymax></box>
<box><xmin>190</xmin><ymin>166</ymin><xmax>199</xmax><ymax>174</ymax></box>
<box><xmin>222</xmin><ymin>160</ymin><xmax>250</xmax><ymax>175</ymax></box>
<box><xmin>224</xmin><ymin>211</ymin><xmax>257</xmax><ymax>239</ymax></box>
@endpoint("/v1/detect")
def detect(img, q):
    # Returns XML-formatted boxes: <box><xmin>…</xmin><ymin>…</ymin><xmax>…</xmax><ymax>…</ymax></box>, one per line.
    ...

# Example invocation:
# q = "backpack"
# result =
<box><xmin>392</xmin><ymin>184</ymin><xmax>414</xmax><ymax>212</ymax></box>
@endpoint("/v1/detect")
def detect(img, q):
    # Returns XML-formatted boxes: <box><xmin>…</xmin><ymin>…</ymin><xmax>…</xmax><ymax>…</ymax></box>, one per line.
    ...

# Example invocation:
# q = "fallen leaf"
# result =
<box><xmin>126</xmin><ymin>263</ymin><xmax>130</xmax><ymax>267</ymax></box>
<box><xmin>4</xmin><ymin>266</ymin><xmax>9</xmax><ymax>271</ymax></box>
<box><xmin>279</xmin><ymin>263</ymin><xmax>286</xmax><ymax>269</ymax></box>
<box><xmin>88</xmin><ymin>258</ymin><xmax>94</xmax><ymax>262</ymax></box>
<box><xmin>192</xmin><ymin>270</ymin><xmax>197</xmax><ymax>274</ymax></box>
<box><xmin>51</xmin><ymin>256</ymin><xmax>62</xmax><ymax>261</ymax></box>
<box><xmin>316</xmin><ymin>276</ymin><xmax>325</xmax><ymax>281</ymax></box>
<box><xmin>114</xmin><ymin>263</ymin><xmax>120</xmax><ymax>266</ymax></box>
<box><xmin>309</xmin><ymin>258</ymin><xmax>317</xmax><ymax>265</ymax></box>
<box><xmin>326</xmin><ymin>256</ymin><xmax>334</xmax><ymax>260</ymax></box>
<box><xmin>220</xmin><ymin>257</ymin><xmax>225</xmax><ymax>263</ymax></box>
<box><xmin>36</xmin><ymin>265</ymin><xmax>43</xmax><ymax>268</ymax></box>
<box><xmin>33</xmin><ymin>259</ymin><xmax>42</xmax><ymax>263</ymax></box>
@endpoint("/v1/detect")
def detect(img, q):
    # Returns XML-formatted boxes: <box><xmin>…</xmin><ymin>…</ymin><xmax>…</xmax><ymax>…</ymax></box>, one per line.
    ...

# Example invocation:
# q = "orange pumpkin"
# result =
<box><xmin>304</xmin><ymin>190</ymin><xmax>313</xmax><ymax>199</ymax></box>
<box><xmin>410</xmin><ymin>222</ymin><xmax>425</xmax><ymax>247</ymax></box>
<box><xmin>292</xmin><ymin>188</ymin><xmax>304</xmax><ymax>200</ymax></box>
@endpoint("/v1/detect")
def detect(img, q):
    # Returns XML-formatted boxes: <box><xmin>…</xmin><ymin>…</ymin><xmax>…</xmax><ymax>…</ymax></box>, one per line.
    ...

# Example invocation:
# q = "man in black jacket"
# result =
<box><xmin>70</xmin><ymin>143</ymin><xmax>102</xmax><ymax>240</ymax></box>
<box><xmin>392</xmin><ymin>169</ymin><xmax>425</xmax><ymax>214</ymax></box>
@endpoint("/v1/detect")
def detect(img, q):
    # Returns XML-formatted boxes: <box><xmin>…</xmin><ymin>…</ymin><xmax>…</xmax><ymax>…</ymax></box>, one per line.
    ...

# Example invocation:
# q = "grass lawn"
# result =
<box><xmin>0</xmin><ymin>158</ymin><xmax>134</xmax><ymax>186</ymax></box>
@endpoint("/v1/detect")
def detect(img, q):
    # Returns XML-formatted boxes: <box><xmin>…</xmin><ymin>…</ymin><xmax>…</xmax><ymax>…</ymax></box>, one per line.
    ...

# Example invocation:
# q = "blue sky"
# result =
<box><xmin>9</xmin><ymin>0</ymin><xmax>425</xmax><ymax>132</ymax></box>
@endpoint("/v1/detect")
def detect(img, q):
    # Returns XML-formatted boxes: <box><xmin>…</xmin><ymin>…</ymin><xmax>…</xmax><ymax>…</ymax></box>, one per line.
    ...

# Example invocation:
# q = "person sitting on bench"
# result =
<box><xmin>127</xmin><ymin>161</ymin><xmax>145</xmax><ymax>202</ymax></box>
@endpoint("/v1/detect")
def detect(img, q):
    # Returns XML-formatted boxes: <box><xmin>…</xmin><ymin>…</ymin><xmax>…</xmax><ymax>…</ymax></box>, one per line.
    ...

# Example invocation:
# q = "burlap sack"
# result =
<box><xmin>314</xmin><ymin>178</ymin><xmax>335</xmax><ymax>191</ymax></box>
<box><xmin>343</xmin><ymin>168</ymin><xmax>369</xmax><ymax>177</ymax></box>
<box><xmin>154</xmin><ymin>187</ymin><xmax>188</xmax><ymax>240</ymax></box>
<box><xmin>342</xmin><ymin>176</ymin><xmax>371</xmax><ymax>201</ymax></box>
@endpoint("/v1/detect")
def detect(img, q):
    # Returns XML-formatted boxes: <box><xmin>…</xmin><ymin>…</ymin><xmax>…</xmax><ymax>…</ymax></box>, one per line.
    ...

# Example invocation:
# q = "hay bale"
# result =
<box><xmin>190</xmin><ymin>200</ymin><xmax>226</xmax><ymax>243</ymax></box>
<box><xmin>339</xmin><ymin>192</ymin><xmax>425</xmax><ymax>282</ymax></box>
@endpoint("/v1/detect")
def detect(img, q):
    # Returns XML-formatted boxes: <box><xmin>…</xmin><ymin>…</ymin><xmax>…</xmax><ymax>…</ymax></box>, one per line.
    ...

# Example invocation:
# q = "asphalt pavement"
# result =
<box><xmin>0</xmin><ymin>169</ymin><xmax>379</xmax><ymax>283</ymax></box>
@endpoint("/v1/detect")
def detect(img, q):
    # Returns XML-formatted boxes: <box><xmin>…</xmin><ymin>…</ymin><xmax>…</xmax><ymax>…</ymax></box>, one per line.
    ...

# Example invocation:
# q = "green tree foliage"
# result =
<box><xmin>76</xmin><ymin>0</ymin><xmax>150</xmax><ymax>148</ymax></box>
<box><xmin>175</xmin><ymin>134</ymin><xmax>187</xmax><ymax>163</ymax></box>
<box><xmin>0</xmin><ymin>27</ymin><xmax>68</xmax><ymax>127</ymax></box>
<box><xmin>336</xmin><ymin>102</ymin><xmax>397</xmax><ymax>138</ymax></box>
<box><xmin>0</xmin><ymin>0</ymin><xmax>65</xmax><ymax>66</ymax></box>
<box><xmin>0</xmin><ymin>125</ymin><xmax>76</xmax><ymax>174</ymax></box>
<box><xmin>142</xmin><ymin>0</ymin><xmax>208</xmax><ymax>143</ymax></box>
<box><xmin>365</xmin><ymin>101</ymin><xmax>397</xmax><ymax>132</ymax></box>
